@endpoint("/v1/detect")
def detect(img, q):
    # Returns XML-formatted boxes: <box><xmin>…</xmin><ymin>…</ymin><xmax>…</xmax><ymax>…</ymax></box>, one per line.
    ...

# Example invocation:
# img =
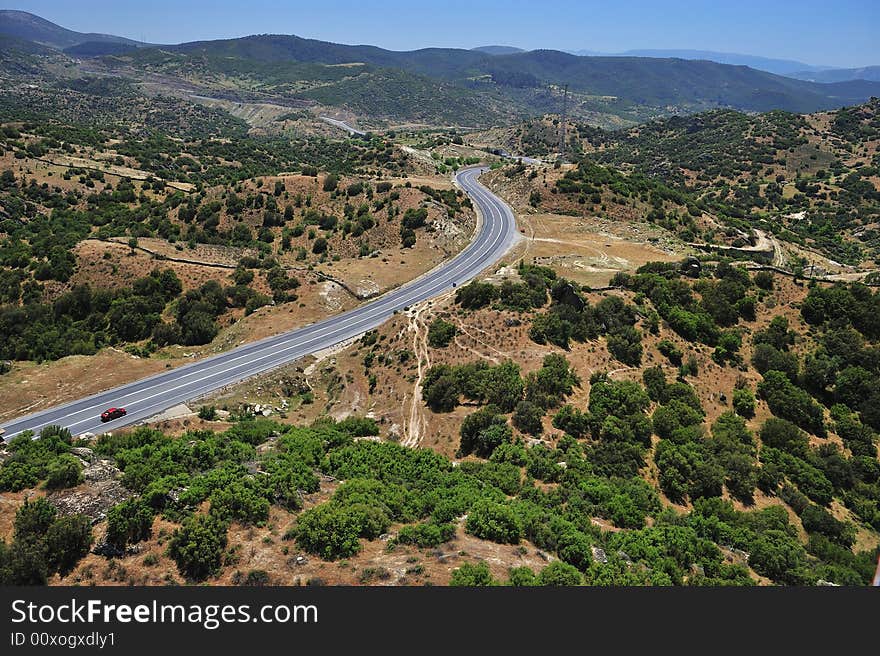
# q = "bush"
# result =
<box><xmin>198</xmin><ymin>405</ymin><xmax>218</xmax><ymax>420</ymax></box>
<box><xmin>657</xmin><ymin>340</ymin><xmax>683</xmax><ymax>365</ymax></box>
<box><xmin>427</xmin><ymin>318</ymin><xmax>456</xmax><ymax>348</ymax></box>
<box><xmin>512</xmin><ymin>400</ymin><xmax>544</xmax><ymax>436</ymax></box>
<box><xmin>465</xmin><ymin>502</ymin><xmax>522</xmax><ymax>544</ymax></box>
<box><xmin>106</xmin><ymin>499</ymin><xmax>155</xmax><ymax>548</ymax></box>
<box><xmin>167</xmin><ymin>514</ymin><xmax>229</xmax><ymax>581</ymax></box>
<box><xmin>449</xmin><ymin>562</ymin><xmax>498</xmax><ymax>586</ymax></box>
<box><xmin>459</xmin><ymin>408</ymin><xmax>511</xmax><ymax>458</ymax></box>
<box><xmin>757</xmin><ymin>370</ymin><xmax>826</xmax><ymax>437</ymax></box>
<box><xmin>311</xmin><ymin>237</ymin><xmax>328</xmax><ymax>254</ymax></box>
<box><xmin>732</xmin><ymin>387</ymin><xmax>756</xmax><ymax>418</ymax></box>
<box><xmin>538</xmin><ymin>561</ymin><xmax>583</xmax><ymax>586</ymax></box>
<box><xmin>45</xmin><ymin>515</ymin><xmax>93</xmax><ymax>575</ymax></box>
<box><xmin>396</xmin><ymin>521</ymin><xmax>455</xmax><ymax>547</ymax></box>
<box><xmin>754</xmin><ymin>271</ymin><xmax>774</xmax><ymax>290</ymax></box>
<box><xmin>294</xmin><ymin>505</ymin><xmax>364</xmax><ymax>560</ymax></box>
<box><xmin>44</xmin><ymin>454</ymin><xmax>82</xmax><ymax>489</ymax></box>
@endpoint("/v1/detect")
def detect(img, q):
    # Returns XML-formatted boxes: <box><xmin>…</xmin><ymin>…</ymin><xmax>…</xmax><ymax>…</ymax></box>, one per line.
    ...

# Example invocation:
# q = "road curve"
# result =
<box><xmin>1</xmin><ymin>167</ymin><xmax>519</xmax><ymax>440</ymax></box>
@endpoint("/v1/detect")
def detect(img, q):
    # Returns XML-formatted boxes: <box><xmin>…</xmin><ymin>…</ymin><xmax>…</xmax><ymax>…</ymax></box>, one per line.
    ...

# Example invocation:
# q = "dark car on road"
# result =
<box><xmin>100</xmin><ymin>407</ymin><xmax>126</xmax><ymax>422</ymax></box>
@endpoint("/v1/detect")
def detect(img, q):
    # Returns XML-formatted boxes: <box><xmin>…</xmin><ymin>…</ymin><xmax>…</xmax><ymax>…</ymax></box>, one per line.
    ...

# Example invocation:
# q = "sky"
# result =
<box><xmin>8</xmin><ymin>0</ymin><xmax>880</xmax><ymax>67</ymax></box>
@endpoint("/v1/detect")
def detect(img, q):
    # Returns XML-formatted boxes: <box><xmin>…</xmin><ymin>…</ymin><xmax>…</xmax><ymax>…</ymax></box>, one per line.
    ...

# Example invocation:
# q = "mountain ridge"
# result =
<box><xmin>0</xmin><ymin>9</ymin><xmax>149</xmax><ymax>50</ymax></box>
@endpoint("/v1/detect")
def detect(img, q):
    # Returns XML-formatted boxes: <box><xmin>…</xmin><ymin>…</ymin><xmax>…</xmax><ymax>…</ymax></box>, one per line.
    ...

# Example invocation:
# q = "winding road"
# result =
<box><xmin>0</xmin><ymin>167</ymin><xmax>519</xmax><ymax>440</ymax></box>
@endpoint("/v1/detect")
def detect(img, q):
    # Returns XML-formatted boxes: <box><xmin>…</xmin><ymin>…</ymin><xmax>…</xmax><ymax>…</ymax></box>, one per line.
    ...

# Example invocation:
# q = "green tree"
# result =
<box><xmin>512</xmin><ymin>400</ymin><xmax>544</xmax><ymax>436</ymax></box>
<box><xmin>465</xmin><ymin>502</ymin><xmax>522</xmax><ymax>544</ymax></box>
<box><xmin>44</xmin><ymin>455</ymin><xmax>82</xmax><ymax>490</ymax></box>
<box><xmin>449</xmin><ymin>562</ymin><xmax>498</xmax><ymax>586</ymax></box>
<box><xmin>427</xmin><ymin>318</ymin><xmax>456</xmax><ymax>348</ymax></box>
<box><xmin>45</xmin><ymin>515</ymin><xmax>93</xmax><ymax>575</ymax></box>
<box><xmin>538</xmin><ymin>561</ymin><xmax>583</xmax><ymax>586</ymax></box>
<box><xmin>107</xmin><ymin>499</ymin><xmax>155</xmax><ymax>548</ymax></box>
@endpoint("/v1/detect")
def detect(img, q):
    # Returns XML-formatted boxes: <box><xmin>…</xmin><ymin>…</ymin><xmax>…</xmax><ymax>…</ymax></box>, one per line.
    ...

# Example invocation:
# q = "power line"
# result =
<box><xmin>558</xmin><ymin>83</ymin><xmax>568</xmax><ymax>163</ymax></box>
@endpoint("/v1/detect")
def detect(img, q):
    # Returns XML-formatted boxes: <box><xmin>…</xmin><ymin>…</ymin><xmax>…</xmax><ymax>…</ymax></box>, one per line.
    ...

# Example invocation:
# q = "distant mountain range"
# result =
<box><xmin>3</xmin><ymin>11</ymin><xmax>880</xmax><ymax>127</ymax></box>
<box><xmin>485</xmin><ymin>46</ymin><xmax>879</xmax><ymax>81</ymax></box>
<box><xmin>472</xmin><ymin>45</ymin><xmax>525</xmax><ymax>56</ymax></box>
<box><xmin>789</xmin><ymin>66</ymin><xmax>880</xmax><ymax>83</ymax></box>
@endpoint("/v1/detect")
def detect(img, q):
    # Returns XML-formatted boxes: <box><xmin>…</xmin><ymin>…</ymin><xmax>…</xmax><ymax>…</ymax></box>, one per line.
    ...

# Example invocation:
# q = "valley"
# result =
<box><xmin>0</xmin><ymin>8</ymin><xmax>879</xmax><ymax>590</ymax></box>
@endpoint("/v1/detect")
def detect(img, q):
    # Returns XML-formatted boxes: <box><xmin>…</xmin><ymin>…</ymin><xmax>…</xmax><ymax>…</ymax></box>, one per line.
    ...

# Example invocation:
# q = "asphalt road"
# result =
<box><xmin>0</xmin><ymin>167</ymin><xmax>519</xmax><ymax>440</ymax></box>
<box><xmin>319</xmin><ymin>116</ymin><xmax>367</xmax><ymax>136</ymax></box>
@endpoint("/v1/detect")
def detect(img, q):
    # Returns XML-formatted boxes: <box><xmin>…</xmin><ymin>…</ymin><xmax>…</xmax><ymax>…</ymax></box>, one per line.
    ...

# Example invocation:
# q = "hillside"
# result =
<box><xmin>791</xmin><ymin>66</ymin><xmax>880</xmax><ymax>83</ymax></box>
<box><xmin>487</xmin><ymin>101</ymin><xmax>880</xmax><ymax>268</ymax></box>
<box><xmin>0</xmin><ymin>9</ymin><xmax>146</xmax><ymax>50</ymax></box>
<box><xmin>3</xmin><ymin>260</ymin><xmax>879</xmax><ymax>587</ymax></box>
<box><xmin>160</xmin><ymin>36</ymin><xmax>880</xmax><ymax>116</ymax></box>
<box><xmin>4</xmin><ymin>13</ymin><xmax>880</xmax><ymax>129</ymax></box>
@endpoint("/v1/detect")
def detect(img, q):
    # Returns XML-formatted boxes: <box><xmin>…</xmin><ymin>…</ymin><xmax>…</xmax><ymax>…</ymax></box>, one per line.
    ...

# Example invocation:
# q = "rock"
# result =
<box><xmin>691</xmin><ymin>563</ymin><xmax>705</xmax><ymax>578</ymax></box>
<box><xmin>591</xmin><ymin>546</ymin><xmax>608</xmax><ymax>564</ymax></box>
<box><xmin>92</xmin><ymin>541</ymin><xmax>126</xmax><ymax>558</ymax></box>
<box><xmin>295</xmin><ymin>555</ymin><xmax>308</xmax><ymax>566</ymax></box>
<box><xmin>71</xmin><ymin>447</ymin><xmax>96</xmax><ymax>464</ymax></box>
<box><xmin>82</xmin><ymin>459</ymin><xmax>121</xmax><ymax>482</ymax></box>
<box><xmin>49</xmin><ymin>480</ymin><xmax>131</xmax><ymax>523</ymax></box>
<box><xmin>617</xmin><ymin>550</ymin><xmax>633</xmax><ymax>564</ymax></box>
<box><xmin>816</xmin><ymin>579</ymin><xmax>840</xmax><ymax>586</ymax></box>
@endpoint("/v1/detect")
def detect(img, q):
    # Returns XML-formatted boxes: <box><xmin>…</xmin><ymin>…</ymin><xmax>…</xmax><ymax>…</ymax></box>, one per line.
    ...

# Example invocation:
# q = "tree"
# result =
<box><xmin>552</xmin><ymin>405</ymin><xmax>589</xmax><ymax>438</ymax></box>
<box><xmin>449</xmin><ymin>562</ymin><xmax>498</xmax><ymax>586</ymax></box>
<box><xmin>455</xmin><ymin>281</ymin><xmax>497</xmax><ymax>309</ymax></box>
<box><xmin>482</xmin><ymin>360</ymin><xmax>525</xmax><ymax>412</ymax></box>
<box><xmin>106</xmin><ymin>499</ymin><xmax>155</xmax><ymax>548</ymax></box>
<box><xmin>538</xmin><ymin>561</ymin><xmax>583</xmax><ymax>586</ymax></box>
<box><xmin>44</xmin><ymin>455</ymin><xmax>82</xmax><ymax>489</ymax></box>
<box><xmin>459</xmin><ymin>408</ymin><xmax>511</xmax><ymax>458</ymax></box>
<box><xmin>167</xmin><ymin>514</ymin><xmax>229</xmax><ymax>581</ymax></box>
<box><xmin>311</xmin><ymin>237</ymin><xmax>328</xmax><ymax>254</ymax></box>
<box><xmin>507</xmin><ymin>566</ymin><xmax>538</xmax><ymax>586</ymax></box>
<box><xmin>732</xmin><ymin>387</ymin><xmax>756</xmax><ymax>418</ymax></box>
<box><xmin>45</xmin><ymin>515</ymin><xmax>93</xmax><ymax>575</ymax></box>
<box><xmin>14</xmin><ymin>497</ymin><xmax>57</xmax><ymax>543</ymax></box>
<box><xmin>525</xmin><ymin>353</ymin><xmax>580</xmax><ymax>408</ymax></box>
<box><xmin>427</xmin><ymin>318</ymin><xmax>456</xmax><ymax>348</ymax></box>
<box><xmin>294</xmin><ymin>505</ymin><xmax>363</xmax><ymax>560</ymax></box>
<box><xmin>759</xmin><ymin>417</ymin><xmax>809</xmax><ymax>457</ymax></box>
<box><xmin>748</xmin><ymin>529</ymin><xmax>808</xmax><ymax>585</ymax></box>
<box><xmin>322</xmin><ymin>174</ymin><xmax>338</xmax><ymax>192</ymax></box>
<box><xmin>465</xmin><ymin>502</ymin><xmax>522</xmax><ymax>543</ymax></box>
<box><xmin>643</xmin><ymin>366</ymin><xmax>667</xmax><ymax>401</ymax></box>
<box><xmin>606</xmin><ymin>326</ymin><xmax>643</xmax><ymax>366</ymax></box>
<box><xmin>423</xmin><ymin>372</ymin><xmax>460</xmax><ymax>413</ymax></box>
<box><xmin>177</xmin><ymin>310</ymin><xmax>218</xmax><ymax>346</ymax></box>
<box><xmin>757</xmin><ymin>370</ymin><xmax>826</xmax><ymax>437</ymax></box>
<box><xmin>512</xmin><ymin>400</ymin><xmax>544</xmax><ymax>436</ymax></box>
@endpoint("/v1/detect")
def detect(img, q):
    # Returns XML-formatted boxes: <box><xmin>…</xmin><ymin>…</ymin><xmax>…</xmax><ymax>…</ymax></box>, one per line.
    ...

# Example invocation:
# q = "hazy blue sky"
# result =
<box><xmin>9</xmin><ymin>0</ymin><xmax>879</xmax><ymax>67</ymax></box>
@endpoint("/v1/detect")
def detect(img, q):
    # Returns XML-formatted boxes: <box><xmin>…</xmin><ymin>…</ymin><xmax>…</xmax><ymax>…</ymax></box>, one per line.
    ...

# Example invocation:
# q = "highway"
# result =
<box><xmin>0</xmin><ymin>167</ymin><xmax>519</xmax><ymax>440</ymax></box>
<box><xmin>319</xmin><ymin>116</ymin><xmax>367</xmax><ymax>136</ymax></box>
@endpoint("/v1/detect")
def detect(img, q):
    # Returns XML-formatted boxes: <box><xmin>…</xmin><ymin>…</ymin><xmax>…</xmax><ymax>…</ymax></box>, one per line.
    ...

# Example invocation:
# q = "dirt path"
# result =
<box><xmin>401</xmin><ymin>301</ymin><xmax>433</xmax><ymax>447</ymax></box>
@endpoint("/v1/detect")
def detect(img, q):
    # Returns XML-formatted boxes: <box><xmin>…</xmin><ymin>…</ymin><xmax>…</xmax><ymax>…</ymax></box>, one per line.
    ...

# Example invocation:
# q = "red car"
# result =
<box><xmin>100</xmin><ymin>407</ymin><xmax>127</xmax><ymax>422</ymax></box>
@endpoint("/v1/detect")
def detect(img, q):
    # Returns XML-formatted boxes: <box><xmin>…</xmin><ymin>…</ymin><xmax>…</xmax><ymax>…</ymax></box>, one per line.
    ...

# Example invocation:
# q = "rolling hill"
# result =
<box><xmin>0</xmin><ymin>9</ymin><xmax>147</xmax><ymax>50</ymax></box>
<box><xmin>4</xmin><ymin>11</ymin><xmax>880</xmax><ymax>127</ymax></box>
<box><xmin>791</xmin><ymin>66</ymin><xmax>880</xmax><ymax>83</ymax></box>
